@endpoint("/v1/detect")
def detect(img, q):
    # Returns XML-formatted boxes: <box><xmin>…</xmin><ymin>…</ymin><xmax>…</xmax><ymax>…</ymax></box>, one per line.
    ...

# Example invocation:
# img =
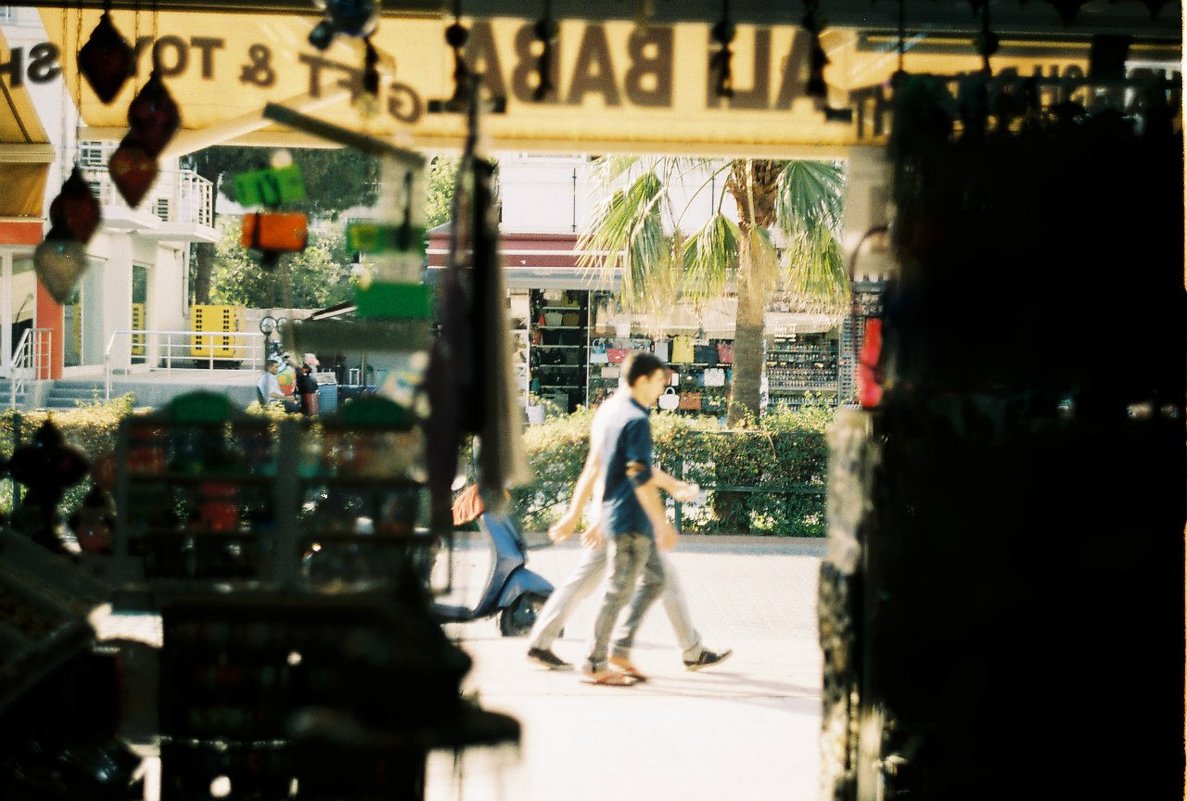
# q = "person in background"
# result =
<box><xmin>296</xmin><ymin>353</ymin><xmax>321</xmax><ymax>416</ymax></box>
<box><xmin>528</xmin><ymin>371</ymin><xmax>731</xmax><ymax>678</ymax></box>
<box><xmin>257</xmin><ymin>359</ymin><xmax>300</xmax><ymax>413</ymax></box>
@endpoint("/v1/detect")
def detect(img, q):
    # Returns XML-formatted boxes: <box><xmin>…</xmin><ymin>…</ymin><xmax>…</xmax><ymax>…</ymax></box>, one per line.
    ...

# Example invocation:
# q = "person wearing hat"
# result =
<box><xmin>295</xmin><ymin>353</ymin><xmax>321</xmax><ymax>416</ymax></box>
<box><xmin>257</xmin><ymin>358</ymin><xmax>300</xmax><ymax>413</ymax></box>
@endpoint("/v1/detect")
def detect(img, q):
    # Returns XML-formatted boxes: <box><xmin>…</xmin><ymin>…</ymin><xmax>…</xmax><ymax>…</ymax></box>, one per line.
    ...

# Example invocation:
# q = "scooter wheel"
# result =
<box><xmin>498</xmin><ymin>593</ymin><xmax>547</xmax><ymax>637</ymax></box>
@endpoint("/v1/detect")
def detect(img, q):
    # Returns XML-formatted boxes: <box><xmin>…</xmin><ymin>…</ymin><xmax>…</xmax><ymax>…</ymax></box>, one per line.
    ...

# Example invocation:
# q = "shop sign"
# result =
<box><xmin>31</xmin><ymin>12</ymin><xmax>1092</xmax><ymax>153</ymax></box>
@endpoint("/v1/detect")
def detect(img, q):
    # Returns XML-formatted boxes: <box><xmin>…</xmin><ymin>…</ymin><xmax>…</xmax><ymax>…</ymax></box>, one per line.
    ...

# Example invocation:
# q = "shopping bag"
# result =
<box><xmin>694</xmin><ymin>344</ymin><xmax>717</xmax><ymax>364</ymax></box>
<box><xmin>703</xmin><ymin>367</ymin><xmax>726</xmax><ymax>387</ymax></box>
<box><xmin>590</xmin><ymin>338</ymin><xmax>609</xmax><ymax>364</ymax></box>
<box><xmin>601</xmin><ymin>366</ymin><xmax>621</xmax><ymax>379</ymax></box>
<box><xmin>607</xmin><ymin>348</ymin><xmax>629</xmax><ymax>364</ymax></box>
<box><xmin>658</xmin><ymin>387</ymin><xmax>679</xmax><ymax>410</ymax></box>
<box><xmin>654</xmin><ymin>339</ymin><xmax>670</xmax><ymax>362</ymax></box>
<box><xmin>678</xmin><ymin>391</ymin><xmax>702</xmax><ymax>410</ymax></box>
<box><xmin>671</xmin><ymin>335</ymin><xmax>694</xmax><ymax>363</ymax></box>
<box><xmin>716</xmin><ymin>342</ymin><xmax>735</xmax><ymax>364</ymax></box>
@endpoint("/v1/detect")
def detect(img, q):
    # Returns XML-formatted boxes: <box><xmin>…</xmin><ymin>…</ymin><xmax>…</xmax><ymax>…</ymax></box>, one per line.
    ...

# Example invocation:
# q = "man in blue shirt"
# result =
<box><xmin>582</xmin><ymin>352</ymin><xmax>676</xmax><ymax>685</ymax></box>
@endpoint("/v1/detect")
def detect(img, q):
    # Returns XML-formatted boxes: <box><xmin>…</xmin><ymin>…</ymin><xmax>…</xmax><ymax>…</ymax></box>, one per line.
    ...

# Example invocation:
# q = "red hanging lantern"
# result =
<box><xmin>48</xmin><ymin>167</ymin><xmax>102</xmax><ymax>244</ymax></box>
<box><xmin>126</xmin><ymin>71</ymin><xmax>180</xmax><ymax>157</ymax></box>
<box><xmin>77</xmin><ymin>10</ymin><xmax>133</xmax><ymax>104</ymax></box>
<box><xmin>108</xmin><ymin>137</ymin><xmax>159</xmax><ymax>207</ymax></box>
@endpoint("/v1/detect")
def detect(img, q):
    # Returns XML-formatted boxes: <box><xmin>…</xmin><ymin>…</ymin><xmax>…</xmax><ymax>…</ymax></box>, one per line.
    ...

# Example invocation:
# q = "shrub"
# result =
<box><xmin>511</xmin><ymin>403</ymin><xmax>833</xmax><ymax>536</ymax></box>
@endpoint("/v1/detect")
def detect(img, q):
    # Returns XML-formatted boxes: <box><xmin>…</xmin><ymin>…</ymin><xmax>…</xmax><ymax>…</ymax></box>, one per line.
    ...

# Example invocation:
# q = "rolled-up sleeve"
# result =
<box><xmin>623</xmin><ymin>418</ymin><xmax>653</xmax><ymax>487</ymax></box>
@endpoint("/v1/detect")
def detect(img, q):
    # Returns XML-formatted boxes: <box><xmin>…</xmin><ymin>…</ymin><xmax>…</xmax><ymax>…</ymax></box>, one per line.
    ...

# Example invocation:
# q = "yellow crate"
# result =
<box><xmin>190</xmin><ymin>305</ymin><xmax>243</xmax><ymax>358</ymax></box>
<box><xmin>131</xmin><ymin>303</ymin><xmax>145</xmax><ymax>356</ymax></box>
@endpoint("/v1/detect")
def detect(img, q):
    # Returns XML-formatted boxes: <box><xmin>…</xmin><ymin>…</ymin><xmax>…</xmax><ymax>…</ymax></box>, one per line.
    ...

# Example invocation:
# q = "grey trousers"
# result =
<box><xmin>530</xmin><ymin>536</ymin><xmax>703</xmax><ymax>661</ymax></box>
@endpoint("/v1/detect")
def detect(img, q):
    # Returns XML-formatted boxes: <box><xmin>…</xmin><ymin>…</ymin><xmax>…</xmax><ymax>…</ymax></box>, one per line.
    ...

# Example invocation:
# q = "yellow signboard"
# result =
<box><xmin>32</xmin><ymin>11</ymin><xmax>1095</xmax><ymax>155</ymax></box>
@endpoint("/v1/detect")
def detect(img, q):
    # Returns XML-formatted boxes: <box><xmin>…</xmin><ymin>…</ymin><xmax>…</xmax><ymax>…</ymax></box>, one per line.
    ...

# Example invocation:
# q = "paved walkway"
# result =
<box><xmin>426</xmin><ymin>536</ymin><xmax>827</xmax><ymax>801</ymax></box>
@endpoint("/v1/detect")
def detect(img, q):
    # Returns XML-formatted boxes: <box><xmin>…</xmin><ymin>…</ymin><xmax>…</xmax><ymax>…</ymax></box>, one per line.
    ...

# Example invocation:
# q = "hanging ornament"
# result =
<box><xmin>125</xmin><ymin>70</ymin><xmax>180</xmax><ymax>157</ymax></box>
<box><xmin>445</xmin><ymin>12</ymin><xmax>471</xmax><ymax>107</ymax></box>
<box><xmin>309</xmin><ymin>0</ymin><xmax>379</xmax><ymax>50</ymax></box>
<box><xmin>77</xmin><ymin>6</ymin><xmax>134</xmax><ymax>104</ymax></box>
<box><xmin>48</xmin><ymin>167</ymin><xmax>101</xmax><ymax>245</ymax></box>
<box><xmin>362</xmin><ymin>38</ymin><xmax>380</xmax><ymax>96</ymax></box>
<box><xmin>710</xmin><ymin>1</ymin><xmax>735</xmax><ymax>99</ymax></box>
<box><xmin>533</xmin><ymin>0</ymin><xmax>558</xmax><ymax>102</ymax></box>
<box><xmin>801</xmin><ymin>0</ymin><xmax>830</xmax><ymax>100</ymax></box>
<box><xmin>33</xmin><ymin>228</ymin><xmax>89</xmax><ymax>304</ymax></box>
<box><xmin>108</xmin><ymin>135</ymin><xmax>159</xmax><ymax>207</ymax></box>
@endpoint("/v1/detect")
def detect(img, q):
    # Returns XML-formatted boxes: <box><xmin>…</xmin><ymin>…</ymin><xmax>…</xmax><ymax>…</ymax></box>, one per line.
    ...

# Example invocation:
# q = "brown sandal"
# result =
<box><xmin>609</xmin><ymin>656</ymin><xmax>648</xmax><ymax>682</ymax></box>
<box><xmin>581</xmin><ymin>669</ymin><xmax>637</xmax><ymax>687</ymax></box>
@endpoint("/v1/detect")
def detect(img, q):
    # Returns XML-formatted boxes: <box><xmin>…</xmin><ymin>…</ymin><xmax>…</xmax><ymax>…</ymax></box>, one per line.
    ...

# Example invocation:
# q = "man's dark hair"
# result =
<box><xmin>624</xmin><ymin>351</ymin><xmax>666</xmax><ymax>386</ymax></box>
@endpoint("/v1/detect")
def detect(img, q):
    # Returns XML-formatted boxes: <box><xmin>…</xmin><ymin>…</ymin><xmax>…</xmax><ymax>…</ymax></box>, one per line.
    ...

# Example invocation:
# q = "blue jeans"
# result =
<box><xmin>584</xmin><ymin>532</ymin><xmax>665</xmax><ymax>673</ymax></box>
<box><xmin>529</xmin><ymin>540</ymin><xmax>703</xmax><ymax>660</ymax></box>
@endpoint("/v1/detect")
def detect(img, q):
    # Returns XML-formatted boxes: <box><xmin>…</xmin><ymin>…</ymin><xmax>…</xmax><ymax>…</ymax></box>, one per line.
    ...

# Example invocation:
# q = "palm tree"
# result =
<box><xmin>577</xmin><ymin>157</ymin><xmax>848</xmax><ymax>427</ymax></box>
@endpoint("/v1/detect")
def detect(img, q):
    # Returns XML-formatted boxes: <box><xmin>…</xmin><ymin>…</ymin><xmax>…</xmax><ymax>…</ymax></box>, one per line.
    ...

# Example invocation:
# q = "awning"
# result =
<box><xmin>0</xmin><ymin>28</ymin><xmax>53</xmax><ymax>218</ymax></box>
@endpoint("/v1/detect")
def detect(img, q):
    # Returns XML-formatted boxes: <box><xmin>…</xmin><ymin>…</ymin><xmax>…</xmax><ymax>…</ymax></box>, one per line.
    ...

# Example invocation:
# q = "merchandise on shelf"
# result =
<box><xmin>528</xmin><ymin>289</ymin><xmax>590</xmax><ymax>414</ymax></box>
<box><xmin>765</xmin><ymin>330</ymin><xmax>841</xmax><ymax>409</ymax></box>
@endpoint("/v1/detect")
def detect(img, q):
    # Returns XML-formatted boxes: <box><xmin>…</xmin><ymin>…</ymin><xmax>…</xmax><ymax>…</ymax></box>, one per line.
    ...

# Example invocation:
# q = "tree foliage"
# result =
<box><xmin>577</xmin><ymin>157</ymin><xmax>848</xmax><ymax>425</ymax></box>
<box><xmin>209</xmin><ymin>222</ymin><xmax>354</xmax><ymax>309</ymax></box>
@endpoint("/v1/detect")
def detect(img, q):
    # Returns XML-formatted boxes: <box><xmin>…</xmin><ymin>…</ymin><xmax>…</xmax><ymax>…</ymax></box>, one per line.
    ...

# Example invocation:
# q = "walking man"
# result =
<box><xmin>576</xmin><ymin>352</ymin><xmax>716</xmax><ymax>685</ymax></box>
<box><xmin>527</xmin><ymin>381</ymin><xmax>731</xmax><ymax>677</ymax></box>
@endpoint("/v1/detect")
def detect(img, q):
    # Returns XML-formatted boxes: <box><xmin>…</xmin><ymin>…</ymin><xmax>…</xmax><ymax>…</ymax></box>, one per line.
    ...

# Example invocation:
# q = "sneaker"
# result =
<box><xmin>528</xmin><ymin>647</ymin><xmax>573</xmax><ymax>671</ymax></box>
<box><xmin>683</xmin><ymin>647</ymin><xmax>733</xmax><ymax>672</ymax></box>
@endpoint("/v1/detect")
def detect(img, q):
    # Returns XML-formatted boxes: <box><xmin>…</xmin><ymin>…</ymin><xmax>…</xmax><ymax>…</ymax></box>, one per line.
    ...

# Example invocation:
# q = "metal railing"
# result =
<box><xmin>104</xmin><ymin>328</ymin><xmax>266</xmax><ymax>399</ymax></box>
<box><xmin>9</xmin><ymin>327</ymin><xmax>51</xmax><ymax>409</ymax></box>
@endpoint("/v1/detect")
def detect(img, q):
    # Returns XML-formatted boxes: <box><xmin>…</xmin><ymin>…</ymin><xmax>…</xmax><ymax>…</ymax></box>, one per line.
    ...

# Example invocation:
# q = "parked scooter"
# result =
<box><xmin>433</xmin><ymin>510</ymin><xmax>555</xmax><ymax>636</ymax></box>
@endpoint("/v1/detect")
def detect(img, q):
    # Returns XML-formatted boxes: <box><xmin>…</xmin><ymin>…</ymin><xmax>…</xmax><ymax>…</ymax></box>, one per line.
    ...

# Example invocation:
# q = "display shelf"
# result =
<box><xmin>529</xmin><ymin>289</ymin><xmax>590</xmax><ymax>413</ymax></box>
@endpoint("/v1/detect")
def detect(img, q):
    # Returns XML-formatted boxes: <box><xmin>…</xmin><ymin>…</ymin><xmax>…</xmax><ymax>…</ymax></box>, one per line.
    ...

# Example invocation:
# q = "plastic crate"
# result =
<box><xmin>190</xmin><ymin>305</ymin><xmax>242</xmax><ymax>359</ymax></box>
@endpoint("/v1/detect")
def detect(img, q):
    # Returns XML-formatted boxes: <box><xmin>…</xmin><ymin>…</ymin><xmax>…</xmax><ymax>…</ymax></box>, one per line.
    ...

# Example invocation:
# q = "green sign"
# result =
<box><xmin>232</xmin><ymin>165</ymin><xmax>307</xmax><ymax>207</ymax></box>
<box><xmin>346</xmin><ymin>221</ymin><xmax>426</xmax><ymax>255</ymax></box>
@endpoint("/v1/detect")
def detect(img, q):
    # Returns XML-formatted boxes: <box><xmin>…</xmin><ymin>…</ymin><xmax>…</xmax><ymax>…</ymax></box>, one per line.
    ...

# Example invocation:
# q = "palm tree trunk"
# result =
<box><xmin>193</xmin><ymin>242</ymin><xmax>214</xmax><ymax>304</ymax></box>
<box><xmin>727</xmin><ymin>267</ymin><xmax>765</xmax><ymax>426</ymax></box>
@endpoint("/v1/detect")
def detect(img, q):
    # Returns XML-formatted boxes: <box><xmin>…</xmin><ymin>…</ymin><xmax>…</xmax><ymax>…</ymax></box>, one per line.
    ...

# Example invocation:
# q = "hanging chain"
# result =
<box><xmin>445</xmin><ymin>0</ymin><xmax>471</xmax><ymax>106</ymax></box>
<box><xmin>801</xmin><ymin>0</ymin><xmax>829</xmax><ymax>99</ymax></box>
<box><xmin>710</xmin><ymin>0</ymin><xmax>735</xmax><ymax>99</ymax></box>
<box><xmin>532</xmin><ymin>0</ymin><xmax>558</xmax><ymax>102</ymax></box>
<box><xmin>73</xmin><ymin>0</ymin><xmax>83</xmax><ymax>166</ymax></box>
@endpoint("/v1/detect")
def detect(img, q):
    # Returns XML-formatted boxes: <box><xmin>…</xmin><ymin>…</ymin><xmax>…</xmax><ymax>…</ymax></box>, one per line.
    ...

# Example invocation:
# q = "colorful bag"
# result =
<box><xmin>716</xmin><ymin>341</ymin><xmax>735</xmax><ymax>364</ymax></box>
<box><xmin>654</xmin><ymin>339</ymin><xmax>670</xmax><ymax>362</ymax></box>
<box><xmin>589</xmin><ymin>338</ymin><xmax>609</xmax><ymax>364</ymax></box>
<box><xmin>703</xmin><ymin>367</ymin><xmax>726</xmax><ymax>387</ymax></box>
<box><xmin>607</xmin><ymin>347</ymin><xmax>629</xmax><ymax>364</ymax></box>
<box><xmin>671</xmin><ymin>335</ymin><xmax>694</xmax><ymax>364</ymax></box>
<box><xmin>694</xmin><ymin>344</ymin><xmax>718</xmax><ymax>364</ymax></box>
<box><xmin>678</xmin><ymin>391</ymin><xmax>702</xmax><ymax>410</ymax></box>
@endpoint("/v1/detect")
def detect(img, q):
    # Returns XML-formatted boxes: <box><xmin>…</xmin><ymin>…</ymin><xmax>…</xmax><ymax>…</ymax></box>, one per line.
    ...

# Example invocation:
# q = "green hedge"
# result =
<box><xmin>512</xmin><ymin>399</ymin><xmax>834</xmax><ymax>536</ymax></box>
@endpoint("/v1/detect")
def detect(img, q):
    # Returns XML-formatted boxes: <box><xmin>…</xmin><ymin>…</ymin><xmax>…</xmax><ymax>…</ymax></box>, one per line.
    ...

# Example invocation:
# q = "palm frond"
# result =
<box><xmin>783</xmin><ymin>225</ymin><xmax>850</xmax><ymax>314</ymax></box>
<box><xmin>680</xmin><ymin>213</ymin><xmax>740</xmax><ymax>301</ymax></box>
<box><xmin>776</xmin><ymin>161</ymin><xmax>846</xmax><ymax>235</ymax></box>
<box><xmin>576</xmin><ymin>171</ymin><xmax>666</xmax><ymax>308</ymax></box>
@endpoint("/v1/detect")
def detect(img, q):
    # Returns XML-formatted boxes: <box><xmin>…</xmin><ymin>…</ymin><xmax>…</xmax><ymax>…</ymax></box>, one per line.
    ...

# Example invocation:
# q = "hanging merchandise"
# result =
<box><xmin>716</xmin><ymin>341</ymin><xmax>735</xmax><ymax>364</ymax></box>
<box><xmin>694</xmin><ymin>343</ymin><xmax>718</xmax><ymax>364</ymax></box>
<box><xmin>671</xmin><ymin>335</ymin><xmax>694</xmax><ymax>364</ymax></box>
<box><xmin>107</xmin><ymin>137</ymin><xmax>158</xmax><ymax>208</ymax></box>
<box><xmin>607</xmin><ymin>347</ymin><xmax>629</xmax><ymax>364</ymax></box>
<box><xmin>33</xmin><ymin>232</ymin><xmax>88</xmax><ymax>304</ymax></box>
<box><xmin>703</xmin><ymin>368</ymin><xmax>727</xmax><ymax>387</ymax></box>
<box><xmin>48</xmin><ymin>167</ymin><xmax>101</xmax><ymax>245</ymax></box>
<box><xmin>654</xmin><ymin>338</ymin><xmax>670</xmax><ymax>362</ymax></box>
<box><xmin>658</xmin><ymin>387</ymin><xmax>679</xmax><ymax>411</ymax></box>
<box><xmin>77</xmin><ymin>4</ymin><xmax>134</xmax><ymax>104</ymax></box>
<box><xmin>678</xmin><ymin>391</ymin><xmax>703</xmax><ymax>411</ymax></box>
<box><xmin>308</xmin><ymin>0</ymin><xmax>379</xmax><ymax>50</ymax></box>
<box><xmin>124</xmin><ymin>71</ymin><xmax>180</xmax><ymax>158</ymax></box>
<box><xmin>589</xmin><ymin>338</ymin><xmax>609</xmax><ymax>364</ymax></box>
<box><xmin>235</xmin><ymin>158</ymin><xmax>310</xmax><ymax>270</ymax></box>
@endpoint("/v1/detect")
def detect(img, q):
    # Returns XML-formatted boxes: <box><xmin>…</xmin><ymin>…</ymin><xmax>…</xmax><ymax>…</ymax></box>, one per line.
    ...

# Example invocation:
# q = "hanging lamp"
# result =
<box><xmin>77</xmin><ymin>3</ymin><xmax>134</xmax><ymax>104</ymax></box>
<box><xmin>47</xmin><ymin>166</ymin><xmax>102</xmax><ymax>244</ymax></box>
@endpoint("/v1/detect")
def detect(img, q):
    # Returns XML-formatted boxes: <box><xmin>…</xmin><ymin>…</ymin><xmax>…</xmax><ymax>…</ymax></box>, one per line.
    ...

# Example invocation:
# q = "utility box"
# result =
<box><xmin>190</xmin><ymin>305</ymin><xmax>243</xmax><ymax>359</ymax></box>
